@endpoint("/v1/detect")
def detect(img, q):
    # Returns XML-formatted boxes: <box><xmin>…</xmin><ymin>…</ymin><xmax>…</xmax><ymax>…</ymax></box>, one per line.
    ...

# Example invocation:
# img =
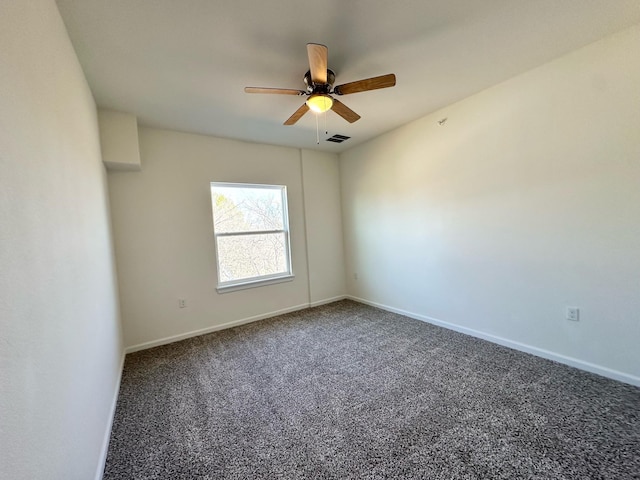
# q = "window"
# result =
<box><xmin>210</xmin><ymin>182</ymin><xmax>293</xmax><ymax>292</ymax></box>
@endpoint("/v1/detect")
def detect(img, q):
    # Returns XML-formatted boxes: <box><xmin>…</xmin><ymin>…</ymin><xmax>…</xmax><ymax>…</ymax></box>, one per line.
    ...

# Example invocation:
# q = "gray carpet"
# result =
<box><xmin>104</xmin><ymin>300</ymin><xmax>640</xmax><ymax>479</ymax></box>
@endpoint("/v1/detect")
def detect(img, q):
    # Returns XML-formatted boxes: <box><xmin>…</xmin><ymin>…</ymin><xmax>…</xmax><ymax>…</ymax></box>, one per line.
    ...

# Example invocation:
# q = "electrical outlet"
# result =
<box><xmin>179</xmin><ymin>298</ymin><xmax>186</xmax><ymax>308</ymax></box>
<box><xmin>566</xmin><ymin>306</ymin><xmax>579</xmax><ymax>322</ymax></box>
<box><xmin>354</xmin><ymin>273</ymin><xmax>358</xmax><ymax>280</ymax></box>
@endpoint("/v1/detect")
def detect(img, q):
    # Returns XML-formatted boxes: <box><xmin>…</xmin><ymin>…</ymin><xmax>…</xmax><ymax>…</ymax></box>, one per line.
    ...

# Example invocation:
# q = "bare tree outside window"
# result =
<box><xmin>210</xmin><ymin>183</ymin><xmax>292</xmax><ymax>290</ymax></box>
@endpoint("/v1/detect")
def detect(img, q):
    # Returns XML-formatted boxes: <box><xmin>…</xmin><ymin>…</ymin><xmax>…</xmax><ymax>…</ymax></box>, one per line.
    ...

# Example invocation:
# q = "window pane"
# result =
<box><xmin>216</xmin><ymin>232</ymin><xmax>288</xmax><ymax>283</ymax></box>
<box><xmin>212</xmin><ymin>185</ymin><xmax>284</xmax><ymax>233</ymax></box>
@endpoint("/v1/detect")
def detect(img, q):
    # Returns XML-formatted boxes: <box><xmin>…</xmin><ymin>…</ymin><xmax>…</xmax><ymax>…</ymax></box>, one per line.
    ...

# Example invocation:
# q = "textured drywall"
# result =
<box><xmin>98</xmin><ymin>109</ymin><xmax>141</xmax><ymax>171</ymax></box>
<box><xmin>340</xmin><ymin>25</ymin><xmax>640</xmax><ymax>384</ymax></box>
<box><xmin>108</xmin><ymin>129</ymin><xmax>347</xmax><ymax>349</ymax></box>
<box><xmin>0</xmin><ymin>1</ymin><xmax>123</xmax><ymax>478</ymax></box>
<box><xmin>301</xmin><ymin>149</ymin><xmax>347</xmax><ymax>305</ymax></box>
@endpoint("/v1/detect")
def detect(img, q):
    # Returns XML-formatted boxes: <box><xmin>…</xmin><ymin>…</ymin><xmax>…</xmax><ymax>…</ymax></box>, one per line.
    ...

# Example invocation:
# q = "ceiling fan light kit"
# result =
<box><xmin>245</xmin><ymin>43</ymin><xmax>396</xmax><ymax>127</ymax></box>
<box><xmin>306</xmin><ymin>94</ymin><xmax>333</xmax><ymax>113</ymax></box>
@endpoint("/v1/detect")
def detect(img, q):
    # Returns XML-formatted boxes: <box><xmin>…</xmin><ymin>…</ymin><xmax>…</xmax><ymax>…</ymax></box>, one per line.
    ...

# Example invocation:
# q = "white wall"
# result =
<box><xmin>98</xmin><ymin>109</ymin><xmax>141</xmax><ymax>171</ymax></box>
<box><xmin>340</xmin><ymin>25</ymin><xmax>640</xmax><ymax>385</ymax></box>
<box><xmin>0</xmin><ymin>2</ymin><xmax>123</xmax><ymax>479</ymax></box>
<box><xmin>108</xmin><ymin>129</ymin><xmax>346</xmax><ymax>350</ymax></box>
<box><xmin>301</xmin><ymin>149</ymin><xmax>346</xmax><ymax>306</ymax></box>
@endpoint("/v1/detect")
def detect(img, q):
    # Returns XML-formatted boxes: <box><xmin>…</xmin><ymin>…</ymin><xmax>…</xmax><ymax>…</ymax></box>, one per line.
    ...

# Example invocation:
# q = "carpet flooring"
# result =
<box><xmin>104</xmin><ymin>300</ymin><xmax>640</xmax><ymax>479</ymax></box>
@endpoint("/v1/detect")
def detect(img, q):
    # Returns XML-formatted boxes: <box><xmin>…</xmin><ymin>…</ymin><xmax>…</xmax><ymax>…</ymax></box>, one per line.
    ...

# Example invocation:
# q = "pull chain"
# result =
<box><xmin>316</xmin><ymin>113</ymin><xmax>320</xmax><ymax>144</ymax></box>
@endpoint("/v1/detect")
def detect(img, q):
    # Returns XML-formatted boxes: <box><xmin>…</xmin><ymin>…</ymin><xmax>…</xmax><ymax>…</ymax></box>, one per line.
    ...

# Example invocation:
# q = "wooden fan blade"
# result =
<box><xmin>284</xmin><ymin>103</ymin><xmax>310</xmax><ymax>125</ymax></box>
<box><xmin>245</xmin><ymin>87</ymin><xmax>305</xmax><ymax>95</ymax></box>
<box><xmin>331</xmin><ymin>98</ymin><xmax>361</xmax><ymax>123</ymax></box>
<box><xmin>333</xmin><ymin>73</ymin><xmax>396</xmax><ymax>95</ymax></box>
<box><xmin>307</xmin><ymin>43</ymin><xmax>328</xmax><ymax>84</ymax></box>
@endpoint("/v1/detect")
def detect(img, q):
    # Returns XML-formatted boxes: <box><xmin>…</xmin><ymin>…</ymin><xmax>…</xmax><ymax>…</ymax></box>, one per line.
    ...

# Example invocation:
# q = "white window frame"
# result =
<box><xmin>210</xmin><ymin>182</ymin><xmax>294</xmax><ymax>293</ymax></box>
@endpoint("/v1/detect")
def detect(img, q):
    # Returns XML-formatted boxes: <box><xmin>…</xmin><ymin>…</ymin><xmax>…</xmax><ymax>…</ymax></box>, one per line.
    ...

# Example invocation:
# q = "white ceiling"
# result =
<box><xmin>56</xmin><ymin>0</ymin><xmax>640</xmax><ymax>153</ymax></box>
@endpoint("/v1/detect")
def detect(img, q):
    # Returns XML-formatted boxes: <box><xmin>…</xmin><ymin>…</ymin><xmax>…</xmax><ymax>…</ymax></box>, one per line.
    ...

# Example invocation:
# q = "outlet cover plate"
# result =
<box><xmin>566</xmin><ymin>306</ymin><xmax>579</xmax><ymax>322</ymax></box>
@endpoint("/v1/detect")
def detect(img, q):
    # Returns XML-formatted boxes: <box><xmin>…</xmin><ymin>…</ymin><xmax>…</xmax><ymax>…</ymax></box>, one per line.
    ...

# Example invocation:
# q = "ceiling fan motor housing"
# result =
<box><xmin>304</xmin><ymin>69</ymin><xmax>335</xmax><ymax>93</ymax></box>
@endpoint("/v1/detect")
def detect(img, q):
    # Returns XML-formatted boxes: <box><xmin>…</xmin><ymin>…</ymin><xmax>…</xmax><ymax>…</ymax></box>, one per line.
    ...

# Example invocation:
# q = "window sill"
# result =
<box><xmin>216</xmin><ymin>274</ymin><xmax>295</xmax><ymax>294</ymax></box>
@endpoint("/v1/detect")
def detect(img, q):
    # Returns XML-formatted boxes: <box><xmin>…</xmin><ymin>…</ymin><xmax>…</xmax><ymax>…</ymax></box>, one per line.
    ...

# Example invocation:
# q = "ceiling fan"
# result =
<box><xmin>245</xmin><ymin>43</ymin><xmax>396</xmax><ymax>125</ymax></box>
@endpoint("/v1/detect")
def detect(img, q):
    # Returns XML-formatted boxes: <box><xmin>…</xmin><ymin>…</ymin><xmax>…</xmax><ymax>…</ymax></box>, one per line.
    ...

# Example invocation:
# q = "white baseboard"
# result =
<box><xmin>347</xmin><ymin>295</ymin><xmax>640</xmax><ymax>388</ymax></box>
<box><xmin>310</xmin><ymin>295</ymin><xmax>347</xmax><ymax>308</ymax></box>
<box><xmin>125</xmin><ymin>303</ymin><xmax>311</xmax><ymax>354</ymax></box>
<box><xmin>94</xmin><ymin>351</ymin><xmax>126</xmax><ymax>480</ymax></box>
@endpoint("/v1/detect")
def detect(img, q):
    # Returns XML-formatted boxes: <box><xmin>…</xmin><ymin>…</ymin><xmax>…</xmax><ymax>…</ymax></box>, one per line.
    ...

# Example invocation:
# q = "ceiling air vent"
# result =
<box><xmin>326</xmin><ymin>134</ymin><xmax>351</xmax><ymax>143</ymax></box>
